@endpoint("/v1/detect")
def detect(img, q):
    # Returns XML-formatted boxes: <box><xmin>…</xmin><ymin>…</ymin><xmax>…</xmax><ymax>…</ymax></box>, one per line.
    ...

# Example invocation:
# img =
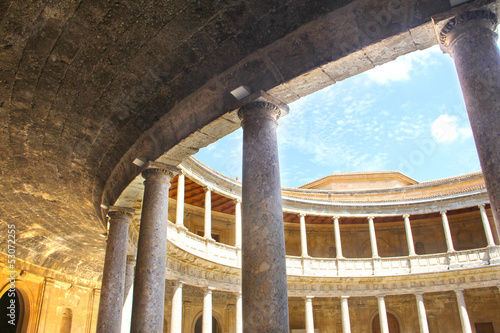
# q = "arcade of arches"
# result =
<box><xmin>1</xmin><ymin>0</ymin><xmax>500</xmax><ymax>332</ymax></box>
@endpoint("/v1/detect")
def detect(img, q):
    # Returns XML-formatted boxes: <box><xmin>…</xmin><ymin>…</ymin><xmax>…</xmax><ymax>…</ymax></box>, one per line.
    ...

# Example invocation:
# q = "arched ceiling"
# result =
<box><xmin>0</xmin><ymin>0</ymin><xmax>495</xmax><ymax>281</ymax></box>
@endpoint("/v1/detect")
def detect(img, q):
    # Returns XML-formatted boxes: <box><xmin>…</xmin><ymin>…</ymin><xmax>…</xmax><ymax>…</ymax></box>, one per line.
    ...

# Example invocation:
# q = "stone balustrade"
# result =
<box><xmin>167</xmin><ymin>221</ymin><xmax>500</xmax><ymax>278</ymax></box>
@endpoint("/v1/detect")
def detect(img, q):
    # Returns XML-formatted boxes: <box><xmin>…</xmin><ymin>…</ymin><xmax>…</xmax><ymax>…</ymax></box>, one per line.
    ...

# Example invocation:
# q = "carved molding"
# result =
<box><xmin>439</xmin><ymin>10</ymin><xmax>498</xmax><ymax>46</ymax></box>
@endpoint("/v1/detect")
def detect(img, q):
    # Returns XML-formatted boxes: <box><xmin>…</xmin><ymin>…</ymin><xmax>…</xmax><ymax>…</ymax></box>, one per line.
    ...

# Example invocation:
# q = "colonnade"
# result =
<box><xmin>96</xmin><ymin>9</ymin><xmax>500</xmax><ymax>333</ymax></box>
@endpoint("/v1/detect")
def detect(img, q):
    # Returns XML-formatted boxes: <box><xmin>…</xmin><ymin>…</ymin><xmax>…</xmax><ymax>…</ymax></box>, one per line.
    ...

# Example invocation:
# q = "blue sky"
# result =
<box><xmin>194</xmin><ymin>45</ymin><xmax>484</xmax><ymax>188</ymax></box>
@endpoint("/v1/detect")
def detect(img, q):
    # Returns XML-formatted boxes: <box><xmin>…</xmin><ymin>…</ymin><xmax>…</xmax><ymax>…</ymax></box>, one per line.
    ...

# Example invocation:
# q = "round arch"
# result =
<box><xmin>0</xmin><ymin>280</ymin><xmax>34</xmax><ymax>333</ymax></box>
<box><xmin>191</xmin><ymin>310</ymin><xmax>223</xmax><ymax>333</ymax></box>
<box><xmin>371</xmin><ymin>310</ymin><xmax>401</xmax><ymax>333</ymax></box>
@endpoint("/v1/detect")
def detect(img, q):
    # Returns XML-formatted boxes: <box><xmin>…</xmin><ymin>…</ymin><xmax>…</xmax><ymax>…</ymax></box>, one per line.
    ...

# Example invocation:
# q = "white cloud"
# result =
<box><xmin>431</xmin><ymin>114</ymin><xmax>472</xmax><ymax>143</ymax></box>
<box><xmin>366</xmin><ymin>45</ymin><xmax>441</xmax><ymax>84</ymax></box>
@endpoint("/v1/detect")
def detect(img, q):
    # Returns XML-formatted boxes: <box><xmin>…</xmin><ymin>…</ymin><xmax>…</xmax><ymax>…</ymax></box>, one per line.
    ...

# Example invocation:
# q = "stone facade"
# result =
<box><xmin>1</xmin><ymin>0</ymin><xmax>500</xmax><ymax>332</ymax></box>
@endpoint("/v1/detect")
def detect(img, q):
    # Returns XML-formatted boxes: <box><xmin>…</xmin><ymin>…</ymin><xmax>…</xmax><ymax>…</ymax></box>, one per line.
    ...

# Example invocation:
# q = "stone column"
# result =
<box><xmin>439</xmin><ymin>10</ymin><xmax>500</xmax><ymax>233</ymax></box>
<box><xmin>340</xmin><ymin>296</ymin><xmax>351</xmax><ymax>333</ymax></box>
<box><xmin>368</xmin><ymin>217</ymin><xmax>379</xmax><ymax>258</ymax></box>
<box><xmin>203</xmin><ymin>288</ymin><xmax>214</xmax><ymax>333</ymax></box>
<box><xmin>124</xmin><ymin>255</ymin><xmax>136</xmax><ymax>304</ymax></box>
<box><xmin>238</xmin><ymin>95</ymin><xmax>290</xmax><ymax>332</ymax></box>
<box><xmin>479</xmin><ymin>204</ymin><xmax>495</xmax><ymax>246</ymax></box>
<box><xmin>333</xmin><ymin>217</ymin><xmax>344</xmax><ymax>259</ymax></box>
<box><xmin>377</xmin><ymin>295</ymin><xmax>389</xmax><ymax>333</ymax></box>
<box><xmin>204</xmin><ymin>187</ymin><xmax>213</xmax><ymax>240</ymax></box>
<box><xmin>440</xmin><ymin>211</ymin><xmax>455</xmax><ymax>252</ymax></box>
<box><xmin>415</xmin><ymin>292</ymin><xmax>429</xmax><ymax>333</ymax></box>
<box><xmin>235</xmin><ymin>199</ymin><xmax>242</xmax><ymax>249</ymax></box>
<box><xmin>304</xmin><ymin>296</ymin><xmax>314</xmax><ymax>333</ymax></box>
<box><xmin>176</xmin><ymin>172</ymin><xmax>185</xmax><ymax>228</ymax></box>
<box><xmin>455</xmin><ymin>289</ymin><xmax>473</xmax><ymax>333</ymax></box>
<box><xmin>131</xmin><ymin>162</ymin><xmax>178</xmax><ymax>333</ymax></box>
<box><xmin>299</xmin><ymin>213</ymin><xmax>309</xmax><ymax>257</ymax></box>
<box><xmin>403</xmin><ymin>214</ymin><xmax>416</xmax><ymax>256</ymax></box>
<box><xmin>170</xmin><ymin>281</ymin><xmax>183</xmax><ymax>333</ymax></box>
<box><xmin>97</xmin><ymin>206</ymin><xmax>134</xmax><ymax>333</ymax></box>
<box><xmin>236</xmin><ymin>292</ymin><xmax>243</xmax><ymax>333</ymax></box>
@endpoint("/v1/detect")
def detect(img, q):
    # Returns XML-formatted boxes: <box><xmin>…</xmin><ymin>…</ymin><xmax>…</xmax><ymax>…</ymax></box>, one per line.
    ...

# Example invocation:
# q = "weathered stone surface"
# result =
<box><xmin>239</xmin><ymin>97</ymin><xmax>290</xmax><ymax>332</ymax></box>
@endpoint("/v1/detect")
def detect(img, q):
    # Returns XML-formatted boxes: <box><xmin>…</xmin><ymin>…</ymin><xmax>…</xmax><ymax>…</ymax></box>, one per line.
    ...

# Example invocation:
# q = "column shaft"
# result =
<box><xmin>455</xmin><ymin>289</ymin><xmax>473</xmax><ymax>333</ymax></box>
<box><xmin>235</xmin><ymin>199</ymin><xmax>242</xmax><ymax>248</ymax></box>
<box><xmin>236</xmin><ymin>292</ymin><xmax>243</xmax><ymax>333</ymax></box>
<box><xmin>479</xmin><ymin>204</ymin><xmax>495</xmax><ymax>246</ymax></box>
<box><xmin>300</xmin><ymin>213</ymin><xmax>309</xmax><ymax>257</ymax></box>
<box><xmin>97</xmin><ymin>207</ymin><xmax>134</xmax><ymax>333</ymax></box>
<box><xmin>377</xmin><ymin>295</ymin><xmax>389</xmax><ymax>333</ymax></box>
<box><xmin>415</xmin><ymin>293</ymin><xmax>429</xmax><ymax>333</ymax></box>
<box><xmin>404</xmin><ymin>215</ymin><xmax>416</xmax><ymax>256</ymax></box>
<box><xmin>440</xmin><ymin>10</ymin><xmax>500</xmax><ymax>234</ymax></box>
<box><xmin>124</xmin><ymin>255</ymin><xmax>136</xmax><ymax>305</ymax></box>
<box><xmin>368</xmin><ymin>217</ymin><xmax>379</xmax><ymax>258</ymax></box>
<box><xmin>239</xmin><ymin>98</ymin><xmax>290</xmax><ymax>332</ymax></box>
<box><xmin>176</xmin><ymin>172</ymin><xmax>185</xmax><ymax>227</ymax></box>
<box><xmin>441</xmin><ymin>211</ymin><xmax>455</xmax><ymax>252</ymax></box>
<box><xmin>334</xmin><ymin>217</ymin><xmax>344</xmax><ymax>259</ymax></box>
<box><xmin>305</xmin><ymin>297</ymin><xmax>314</xmax><ymax>333</ymax></box>
<box><xmin>340</xmin><ymin>296</ymin><xmax>351</xmax><ymax>333</ymax></box>
<box><xmin>131</xmin><ymin>163</ymin><xmax>178</xmax><ymax>333</ymax></box>
<box><xmin>204</xmin><ymin>187</ymin><xmax>212</xmax><ymax>239</ymax></box>
<box><xmin>170</xmin><ymin>282</ymin><xmax>183</xmax><ymax>333</ymax></box>
<box><xmin>202</xmin><ymin>289</ymin><xmax>213</xmax><ymax>333</ymax></box>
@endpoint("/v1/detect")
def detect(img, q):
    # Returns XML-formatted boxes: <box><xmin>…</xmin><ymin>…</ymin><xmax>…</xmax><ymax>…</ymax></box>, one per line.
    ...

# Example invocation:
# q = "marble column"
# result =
<box><xmin>97</xmin><ymin>206</ymin><xmax>134</xmax><ymax>333</ymax></box>
<box><xmin>176</xmin><ymin>172</ymin><xmax>185</xmax><ymax>228</ymax></box>
<box><xmin>377</xmin><ymin>295</ymin><xmax>389</xmax><ymax>333</ymax></box>
<box><xmin>234</xmin><ymin>199</ymin><xmax>242</xmax><ymax>249</ymax></box>
<box><xmin>238</xmin><ymin>96</ymin><xmax>290</xmax><ymax>332</ymax></box>
<box><xmin>439</xmin><ymin>10</ymin><xmax>500</xmax><ymax>232</ymax></box>
<box><xmin>236</xmin><ymin>292</ymin><xmax>243</xmax><ymax>333</ymax></box>
<box><xmin>204</xmin><ymin>187</ymin><xmax>213</xmax><ymax>240</ymax></box>
<box><xmin>334</xmin><ymin>217</ymin><xmax>344</xmax><ymax>259</ymax></box>
<box><xmin>340</xmin><ymin>296</ymin><xmax>351</xmax><ymax>333</ymax></box>
<box><xmin>203</xmin><ymin>288</ymin><xmax>214</xmax><ymax>333</ymax></box>
<box><xmin>368</xmin><ymin>217</ymin><xmax>379</xmax><ymax>258</ymax></box>
<box><xmin>403</xmin><ymin>214</ymin><xmax>416</xmax><ymax>256</ymax></box>
<box><xmin>440</xmin><ymin>211</ymin><xmax>455</xmax><ymax>252</ymax></box>
<box><xmin>455</xmin><ymin>289</ymin><xmax>473</xmax><ymax>333</ymax></box>
<box><xmin>415</xmin><ymin>292</ymin><xmax>429</xmax><ymax>333</ymax></box>
<box><xmin>170</xmin><ymin>281</ymin><xmax>183</xmax><ymax>333</ymax></box>
<box><xmin>124</xmin><ymin>255</ymin><xmax>136</xmax><ymax>304</ymax></box>
<box><xmin>299</xmin><ymin>213</ymin><xmax>309</xmax><ymax>257</ymax></box>
<box><xmin>131</xmin><ymin>162</ymin><xmax>178</xmax><ymax>333</ymax></box>
<box><xmin>304</xmin><ymin>296</ymin><xmax>314</xmax><ymax>333</ymax></box>
<box><xmin>479</xmin><ymin>204</ymin><xmax>495</xmax><ymax>246</ymax></box>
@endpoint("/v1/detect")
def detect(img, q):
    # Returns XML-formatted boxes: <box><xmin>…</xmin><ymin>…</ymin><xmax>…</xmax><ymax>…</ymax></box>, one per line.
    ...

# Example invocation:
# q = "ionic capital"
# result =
<box><xmin>298</xmin><ymin>212</ymin><xmax>307</xmax><ymax>218</ymax></box>
<box><xmin>203</xmin><ymin>186</ymin><xmax>213</xmax><ymax>193</ymax></box>
<box><xmin>439</xmin><ymin>10</ymin><xmax>498</xmax><ymax>47</ymax></box>
<box><xmin>367</xmin><ymin>216</ymin><xmax>375</xmax><ymax>221</ymax></box>
<box><xmin>403</xmin><ymin>214</ymin><xmax>410</xmax><ymax>219</ymax></box>
<box><xmin>333</xmin><ymin>216</ymin><xmax>340</xmax><ymax>221</ymax></box>
<box><xmin>440</xmin><ymin>210</ymin><xmax>447</xmax><ymax>216</ymax></box>
<box><xmin>234</xmin><ymin>198</ymin><xmax>242</xmax><ymax>204</ymax></box>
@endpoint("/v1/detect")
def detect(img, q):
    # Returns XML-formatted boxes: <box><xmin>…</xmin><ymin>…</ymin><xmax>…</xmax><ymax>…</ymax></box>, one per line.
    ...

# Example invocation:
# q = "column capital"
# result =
<box><xmin>126</xmin><ymin>255</ymin><xmax>136</xmax><ymax>266</ymax></box>
<box><xmin>340</xmin><ymin>295</ymin><xmax>350</xmax><ymax>300</ymax></box>
<box><xmin>333</xmin><ymin>216</ymin><xmax>340</xmax><ymax>220</ymax></box>
<box><xmin>107</xmin><ymin>206</ymin><xmax>135</xmax><ymax>222</ymax></box>
<box><xmin>203</xmin><ymin>186</ymin><xmax>213</xmax><ymax>193</ymax></box>
<box><xmin>414</xmin><ymin>291</ymin><xmax>425</xmax><ymax>296</ymax></box>
<box><xmin>304</xmin><ymin>296</ymin><xmax>314</xmax><ymax>301</ymax></box>
<box><xmin>440</xmin><ymin>210</ymin><xmax>447</xmax><ymax>216</ymax></box>
<box><xmin>142</xmin><ymin>162</ymin><xmax>179</xmax><ymax>182</ymax></box>
<box><xmin>376</xmin><ymin>294</ymin><xmax>386</xmax><ymax>299</ymax></box>
<box><xmin>478</xmin><ymin>203</ymin><xmax>486</xmax><ymax>209</ymax></box>
<box><xmin>403</xmin><ymin>214</ymin><xmax>410</xmax><ymax>219</ymax></box>
<box><xmin>367</xmin><ymin>216</ymin><xmax>375</xmax><ymax>221</ymax></box>
<box><xmin>439</xmin><ymin>10</ymin><xmax>497</xmax><ymax>47</ymax></box>
<box><xmin>454</xmin><ymin>288</ymin><xmax>465</xmax><ymax>293</ymax></box>
<box><xmin>234</xmin><ymin>198</ymin><xmax>242</xmax><ymax>204</ymax></box>
<box><xmin>237</xmin><ymin>92</ymin><xmax>289</xmax><ymax>125</ymax></box>
<box><xmin>205</xmin><ymin>287</ymin><xmax>215</xmax><ymax>294</ymax></box>
<box><xmin>298</xmin><ymin>212</ymin><xmax>307</xmax><ymax>218</ymax></box>
<box><xmin>174</xmin><ymin>280</ymin><xmax>184</xmax><ymax>288</ymax></box>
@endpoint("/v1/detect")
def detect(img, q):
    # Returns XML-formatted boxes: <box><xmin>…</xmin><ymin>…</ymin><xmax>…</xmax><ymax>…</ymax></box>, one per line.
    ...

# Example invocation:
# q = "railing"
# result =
<box><xmin>167</xmin><ymin>222</ymin><xmax>500</xmax><ymax>277</ymax></box>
